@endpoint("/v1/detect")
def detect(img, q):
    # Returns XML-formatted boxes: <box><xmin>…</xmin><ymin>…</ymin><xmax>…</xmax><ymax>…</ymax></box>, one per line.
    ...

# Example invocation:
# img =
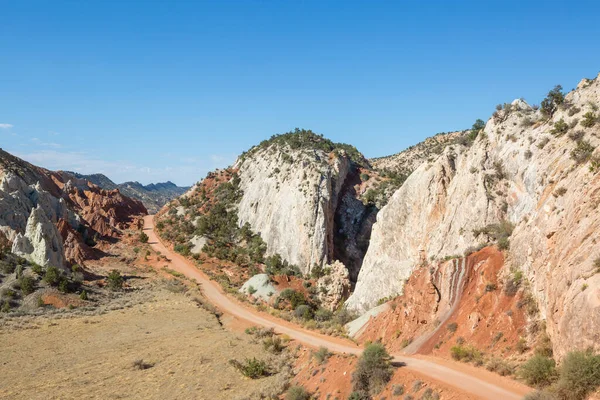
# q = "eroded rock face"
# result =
<box><xmin>347</xmin><ymin>146</ymin><xmax>494</xmax><ymax>312</ymax></box>
<box><xmin>355</xmin><ymin>247</ymin><xmax>527</xmax><ymax>358</ymax></box>
<box><xmin>0</xmin><ymin>149</ymin><xmax>147</xmax><ymax>268</ymax></box>
<box><xmin>12</xmin><ymin>205</ymin><xmax>65</xmax><ymax>267</ymax></box>
<box><xmin>348</xmin><ymin>74</ymin><xmax>600</xmax><ymax>357</ymax></box>
<box><xmin>235</xmin><ymin>146</ymin><xmax>355</xmax><ymax>274</ymax></box>
<box><xmin>59</xmin><ymin>172</ymin><xmax>189</xmax><ymax>214</ymax></box>
<box><xmin>316</xmin><ymin>260</ymin><xmax>351</xmax><ymax>311</ymax></box>
<box><xmin>57</xmin><ymin>219</ymin><xmax>93</xmax><ymax>267</ymax></box>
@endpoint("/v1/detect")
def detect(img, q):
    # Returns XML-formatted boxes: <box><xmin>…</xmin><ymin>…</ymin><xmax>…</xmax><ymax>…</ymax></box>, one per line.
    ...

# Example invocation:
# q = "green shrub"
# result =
<box><xmin>58</xmin><ymin>277</ymin><xmax>70</xmax><ymax>293</ymax></box>
<box><xmin>550</xmin><ymin>118</ymin><xmax>569</xmax><ymax>136</ymax></box>
<box><xmin>173</xmin><ymin>243</ymin><xmax>191</xmax><ymax>256</ymax></box>
<box><xmin>352</xmin><ymin>343</ymin><xmax>393</xmax><ymax>397</ymax></box>
<box><xmin>310</xmin><ymin>263</ymin><xmax>330</xmax><ymax>279</ymax></box>
<box><xmin>313</xmin><ymin>346</ymin><xmax>331</xmax><ymax>364</ymax></box>
<box><xmin>571</xmin><ymin>140</ymin><xmax>595</xmax><ymax>164</ymax></box>
<box><xmin>450</xmin><ymin>344</ymin><xmax>483</xmax><ymax>364</ymax></box>
<box><xmin>314</xmin><ymin>307</ymin><xmax>333</xmax><ymax>322</ymax></box>
<box><xmin>516</xmin><ymin>337</ymin><xmax>529</xmax><ymax>354</ymax></box>
<box><xmin>334</xmin><ymin>307</ymin><xmax>358</xmax><ymax>326</ymax></box>
<box><xmin>553</xmin><ymin>350</ymin><xmax>600</xmax><ymax>400</ymax></box>
<box><xmin>229</xmin><ymin>357</ymin><xmax>269</xmax><ymax>379</ymax></box>
<box><xmin>107</xmin><ymin>270</ymin><xmax>124</xmax><ymax>291</ymax></box>
<box><xmin>421</xmin><ymin>388</ymin><xmax>439</xmax><ymax>400</ymax></box>
<box><xmin>468</xmin><ymin>119</ymin><xmax>486</xmax><ymax>142</ymax></box>
<box><xmin>519</xmin><ymin>355</ymin><xmax>557</xmax><ymax>387</ymax></box>
<box><xmin>79</xmin><ymin>290</ymin><xmax>88</xmax><ymax>300</ymax></box>
<box><xmin>19</xmin><ymin>275</ymin><xmax>36</xmax><ymax>295</ymax></box>
<box><xmin>486</xmin><ymin>357</ymin><xmax>515</xmax><ymax>376</ymax></box>
<box><xmin>31</xmin><ymin>263</ymin><xmax>43</xmax><ymax>275</ymax></box>
<box><xmin>535</xmin><ymin>334</ymin><xmax>554</xmax><ymax>358</ymax></box>
<box><xmin>285</xmin><ymin>386</ymin><xmax>311</xmax><ymax>400</ymax></box>
<box><xmin>139</xmin><ymin>232</ymin><xmax>149</xmax><ymax>243</ymax></box>
<box><xmin>541</xmin><ymin>85</ymin><xmax>565</xmax><ymax>117</ymax></box>
<box><xmin>447</xmin><ymin>322</ymin><xmax>458</xmax><ymax>332</ymax></box>
<box><xmin>581</xmin><ymin>111</ymin><xmax>597</xmax><ymax>128</ymax></box>
<box><xmin>278</xmin><ymin>289</ymin><xmax>306</xmax><ymax>309</ymax></box>
<box><xmin>265</xmin><ymin>254</ymin><xmax>301</xmax><ymax>277</ymax></box>
<box><xmin>0</xmin><ymin>260</ymin><xmax>15</xmax><ymax>274</ymax></box>
<box><xmin>473</xmin><ymin>220</ymin><xmax>514</xmax><ymax>250</ymax></box>
<box><xmin>504</xmin><ymin>269</ymin><xmax>523</xmax><ymax>296</ymax></box>
<box><xmin>392</xmin><ymin>384</ymin><xmax>405</xmax><ymax>395</ymax></box>
<box><xmin>295</xmin><ymin>304</ymin><xmax>313</xmax><ymax>320</ymax></box>
<box><xmin>262</xmin><ymin>336</ymin><xmax>285</xmax><ymax>354</ymax></box>
<box><xmin>43</xmin><ymin>266</ymin><xmax>61</xmax><ymax>286</ymax></box>
<box><xmin>568</xmin><ymin>106</ymin><xmax>581</xmax><ymax>116</ymax></box>
<box><xmin>412</xmin><ymin>380</ymin><xmax>423</xmax><ymax>392</ymax></box>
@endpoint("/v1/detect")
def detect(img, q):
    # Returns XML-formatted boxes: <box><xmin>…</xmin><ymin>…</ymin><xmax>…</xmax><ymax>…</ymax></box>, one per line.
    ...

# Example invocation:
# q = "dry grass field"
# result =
<box><xmin>0</xmin><ymin>283</ymin><xmax>291</xmax><ymax>400</ymax></box>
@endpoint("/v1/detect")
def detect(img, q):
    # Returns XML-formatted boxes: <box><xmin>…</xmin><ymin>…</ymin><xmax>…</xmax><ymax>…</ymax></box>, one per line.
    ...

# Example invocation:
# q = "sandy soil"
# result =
<box><xmin>292</xmin><ymin>349</ymin><xmax>481</xmax><ymax>400</ymax></box>
<box><xmin>0</xmin><ymin>288</ymin><xmax>285</xmax><ymax>400</ymax></box>
<box><xmin>143</xmin><ymin>215</ymin><xmax>532</xmax><ymax>400</ymax></box>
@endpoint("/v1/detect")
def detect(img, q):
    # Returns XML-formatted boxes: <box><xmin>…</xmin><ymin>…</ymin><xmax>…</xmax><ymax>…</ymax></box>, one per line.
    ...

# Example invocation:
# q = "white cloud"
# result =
<box><xmin>30</xmin><ymin>137</ymin><xmax>62</xmax><ymax>148</ymax></box>
<box><xmin>0</xmin><ymin>124</ymin><xmax>13</xmax><ymax>129</ymax></box>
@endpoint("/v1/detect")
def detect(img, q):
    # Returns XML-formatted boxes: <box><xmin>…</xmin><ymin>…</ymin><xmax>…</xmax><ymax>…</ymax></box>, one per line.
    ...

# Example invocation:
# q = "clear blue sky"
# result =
<box><xmin>2</xmin><ymin>1</ymin><xmax>600</xmax><ymax>186</ymax></box>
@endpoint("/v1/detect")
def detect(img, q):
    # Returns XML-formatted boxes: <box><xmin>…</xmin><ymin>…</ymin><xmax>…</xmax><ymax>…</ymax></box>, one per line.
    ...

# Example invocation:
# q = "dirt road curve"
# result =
<box><xmin>143</xmin><ymin>215</ymin><xmax>529</xmax><ymax>400</ymax></box>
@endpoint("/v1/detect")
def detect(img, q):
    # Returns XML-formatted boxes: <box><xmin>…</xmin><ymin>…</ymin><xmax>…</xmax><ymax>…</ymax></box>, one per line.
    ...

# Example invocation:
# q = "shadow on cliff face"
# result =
<box><xmin>332</xmin><ymin>166</ymin><xmax>378</xmax><ymax>283</ymax></box>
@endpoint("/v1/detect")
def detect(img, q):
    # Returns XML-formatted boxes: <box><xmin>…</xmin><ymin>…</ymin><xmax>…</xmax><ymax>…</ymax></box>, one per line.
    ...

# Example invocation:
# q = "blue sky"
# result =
<box><xmin>1</xmin><ymin>1</ymin><xmax>600</xmax><ymax>186</ymax></box>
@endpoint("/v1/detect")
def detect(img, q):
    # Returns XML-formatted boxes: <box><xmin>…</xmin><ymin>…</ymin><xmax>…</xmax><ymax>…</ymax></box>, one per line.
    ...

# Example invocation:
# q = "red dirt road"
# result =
<box><xmin>143</xmin><ymin>215</ymin><xmax>530</xmax><ymax>400</ymax></box>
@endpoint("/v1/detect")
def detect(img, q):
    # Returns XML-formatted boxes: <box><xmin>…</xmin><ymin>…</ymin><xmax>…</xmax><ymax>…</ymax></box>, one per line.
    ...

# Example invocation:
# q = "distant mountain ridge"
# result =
<box><xmin>62</xmin><ymin>172</ymin><xmax>189</xmax><ymax>214</ymax></box>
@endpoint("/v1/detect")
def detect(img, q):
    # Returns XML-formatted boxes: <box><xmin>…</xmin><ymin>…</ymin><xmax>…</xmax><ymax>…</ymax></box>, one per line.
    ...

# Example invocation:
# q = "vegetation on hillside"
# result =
<box><xmin>350</xmin><ymin>342</ymin><xmax>394</xmax><ymax>399</ymax></box>
<box><xmin>239</xmin><ymin>128</ymin><xmax>368</xmax><ymax>167</ymax></box>
<box><xmin>158</xmin><ymin>171</ymin><xmax>269</xmax><ymax>271</ymax></box>
<box><xmin>540</xmin><ymin>85</ymin><xmax>566</xmax><ymax>117</ymax></box>
<box><xmin>361</xmin><ymin>169</ymin><xmax>409</xmax><ymax>208</ymax></box>
<box><xmin>473</xmin><ymin>220</ymin><xmax>515</xmax><ymax>250</ymax></box>
<box><xmin>0</xmin><ymin>251</ymin><xmax>85</xmax><ymax>313</ymax></box>
<box><xmin>523</xmin><ymin>349</ymin><xmax>600</xmax><ymax>400</ymax></box>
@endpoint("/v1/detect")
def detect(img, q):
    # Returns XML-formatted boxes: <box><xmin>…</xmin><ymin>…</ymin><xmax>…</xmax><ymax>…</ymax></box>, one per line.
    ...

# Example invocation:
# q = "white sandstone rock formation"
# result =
<box><xmin>12</xmin><ymin>205</ymin><xmax>65</xmax><ymax>267</ymax></box>
<box><xmin>239</xmin><ymin>274</ymin><xmax>278</xmax><ymax>301</ymax></box>
<box><xmin>235</xmin><ymin>145</ymin><xmax>352</xmax><ymax>274</ymax></box>
<box><xmin>317</xmin><ymin>260</ymin><xmax>351</xmax><ymax>311</ymax></box>
<box><xmin>348</xmin><ymin>74</ymin><xmax>600</xmax><ymax>357</ymax></box>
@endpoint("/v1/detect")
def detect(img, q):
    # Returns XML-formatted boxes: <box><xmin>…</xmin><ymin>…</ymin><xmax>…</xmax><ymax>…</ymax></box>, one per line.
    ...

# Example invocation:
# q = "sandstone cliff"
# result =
<box><xmin>0</xmin><ymin>149</ymin><xmax>147</xmax><ymax>268</ymax></box>
<box><xmin>347</xmin><ymin>75</ymin><xmax>600</xmax><ymax>357</ymax></box>
<box><xmin>157</xmin><ymin>129</ymin><xmax>375</xmax><ymax>280</ymax></box>
<box><xmin>234</xmin><ymin>131</ymin><xmax>375</xmax><ymax>275</ymax></box>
